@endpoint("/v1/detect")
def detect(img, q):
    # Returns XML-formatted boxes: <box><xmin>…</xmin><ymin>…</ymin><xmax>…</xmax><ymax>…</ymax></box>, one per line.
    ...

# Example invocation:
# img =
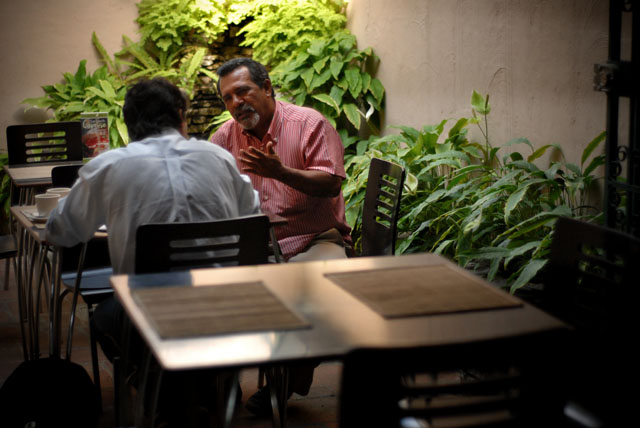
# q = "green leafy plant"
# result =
<box><xmin>21</xmin><ymin>60</ymin><xmax>129</xmax><ymax>148</ymax></box>
<box><xmin>136</xmin><ymin>0</ymin><xmax>229</xmax><ymax>53</ymax></box>
<box><xmin>271</xmin><ymin>31</ymin><xmax>384</xmax><ymax>136</ymax></box>
<box><xmin>113</xmin><ymin>35</ymin><xmax>216</xmax><ymax>96</ymax></box>
<box><xmin>343</xmin><ymin>91</ymin><xmax>605</xmax><ymax>293</ymax></box>
<box><xmin>238</xmin><ymin>0</ymin><xmax>347</xmax><ymax>68</ymax></box>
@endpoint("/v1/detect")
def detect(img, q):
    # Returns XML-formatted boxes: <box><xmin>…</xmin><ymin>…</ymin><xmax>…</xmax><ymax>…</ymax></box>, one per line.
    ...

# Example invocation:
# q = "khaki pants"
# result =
<box><xmin>288</xmin><ymin>228</ymin><xmax>348</xmax><ymax>262</ymax></box>
<box><xmin>283</xmin><ymin>228</ymin><xmax>348</xmax><ymax>394</ymax></box>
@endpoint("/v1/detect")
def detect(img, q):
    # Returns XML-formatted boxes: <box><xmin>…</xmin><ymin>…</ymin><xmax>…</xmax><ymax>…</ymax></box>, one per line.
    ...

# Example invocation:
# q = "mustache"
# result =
<box><xmin>235</xmin><ymin>104</ymin><xmax>257</xmax><ymax>115</ymax></box>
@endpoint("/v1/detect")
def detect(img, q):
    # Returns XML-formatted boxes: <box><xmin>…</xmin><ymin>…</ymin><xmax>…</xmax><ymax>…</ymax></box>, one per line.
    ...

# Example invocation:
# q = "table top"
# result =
<box><xmin>111</xmin><ymin>253</ymin><xmax>566</xmax><ymax>371</ymax></box>
<box><xmin>4</xmin><ymin>161</ymin><xmax>84</xmax><ymax>187</ymax></box>
<box><xmin>10</xmin><ymin>205</ymin><xmax>47</xmax><ymax>242</ymax></box>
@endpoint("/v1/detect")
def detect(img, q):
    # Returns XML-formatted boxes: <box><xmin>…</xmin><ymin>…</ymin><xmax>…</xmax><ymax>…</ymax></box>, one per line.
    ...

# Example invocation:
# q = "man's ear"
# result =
<box><xmin>179</xmin><ymin>109</ymin><xmax>189</xmax><ymax>138</ymax></box>
<box><xmin>263</xmin><ymin>79</ymin><xmax>273</xmax><ymax>97</ymax></box>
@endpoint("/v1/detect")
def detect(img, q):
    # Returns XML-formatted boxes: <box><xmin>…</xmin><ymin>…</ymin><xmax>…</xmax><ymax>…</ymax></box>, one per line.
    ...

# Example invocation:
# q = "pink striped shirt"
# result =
<box><xmin>211</xmin><ymin>101</ymin><xmax>352</xmax><ymax>259</ymax></box>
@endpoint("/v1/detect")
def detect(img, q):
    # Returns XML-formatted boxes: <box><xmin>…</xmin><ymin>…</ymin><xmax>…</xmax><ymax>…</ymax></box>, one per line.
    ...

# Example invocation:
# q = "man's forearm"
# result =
<box><xmin>277</xmin><ymin>166</ymin><xmax>342</xmax><ymax>198</ymax></box>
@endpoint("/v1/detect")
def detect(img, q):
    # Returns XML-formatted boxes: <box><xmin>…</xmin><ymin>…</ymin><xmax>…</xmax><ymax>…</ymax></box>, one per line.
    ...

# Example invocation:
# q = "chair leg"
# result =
<box><xmin>258</xmin><ymin>367</ymin><xmax>265</xmax><ymax>388</ymax></box>
<box><xmin>87</xmin><ymin>305</ymin><xmax>103</xmax><ymax>412</ymax></box>
<box><xmin>3</xmin><ymin>258</ymin><xmax>10</xmax><ymax>290</ymax></box>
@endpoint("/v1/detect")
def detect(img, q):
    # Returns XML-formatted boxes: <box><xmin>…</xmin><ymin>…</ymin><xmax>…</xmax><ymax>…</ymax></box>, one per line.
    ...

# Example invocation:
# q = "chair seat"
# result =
<box><xmin>0</xmin><ymin>235</ymin><xmax>18</xmax><ymax>257</ymax></box>
<box><xmin>61</xmin><ymin>267</ymin><xmax>113</xmax><ymax>306</ymax></box>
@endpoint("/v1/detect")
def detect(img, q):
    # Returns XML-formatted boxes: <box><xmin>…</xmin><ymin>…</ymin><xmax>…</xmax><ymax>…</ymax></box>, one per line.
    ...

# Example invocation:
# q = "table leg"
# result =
<box><xmin>266</xmin><ymin>365</ymin><xmax>290</xmax><ymax>428</ymax></box>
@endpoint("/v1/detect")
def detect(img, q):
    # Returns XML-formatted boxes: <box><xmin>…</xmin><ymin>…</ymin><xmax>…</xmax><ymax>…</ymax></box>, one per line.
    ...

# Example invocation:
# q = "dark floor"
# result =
<box><xmin>0</xmin><ymin>260</ymin><xmax>341</xmax><ymax>428</ymax></box>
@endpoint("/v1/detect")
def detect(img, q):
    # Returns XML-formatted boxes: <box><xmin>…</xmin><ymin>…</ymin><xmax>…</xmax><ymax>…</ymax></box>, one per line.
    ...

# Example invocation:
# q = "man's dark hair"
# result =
<box><xmin>216</xmin><ymin>57</ymin><xmax>275</xmax><ymax>98</ymax></box>
<box><xmin>123</xmin><ymin>77</ymin><xmax>187</xmax><ymax>141</ymax></box>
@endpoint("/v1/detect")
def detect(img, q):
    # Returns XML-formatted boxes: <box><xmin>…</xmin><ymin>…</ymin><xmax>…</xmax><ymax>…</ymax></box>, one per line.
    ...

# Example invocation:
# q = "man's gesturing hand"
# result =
<box><xmin>239</xmin><ymin>141</ymin><xmax>283</xmax><ymax>179</ymax></box>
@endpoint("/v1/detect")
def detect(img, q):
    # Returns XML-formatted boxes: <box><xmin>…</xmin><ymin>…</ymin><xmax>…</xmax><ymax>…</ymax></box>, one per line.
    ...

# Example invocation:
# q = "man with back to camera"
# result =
<box><xmin>46</xmin><ymin>77</ymin><xmax>260</xmax><ymax>427</ymax></box>
<box><xmin>210</xmin><ymin>57</ymin><xmax>353</xmax><ymax>415</ymax></box>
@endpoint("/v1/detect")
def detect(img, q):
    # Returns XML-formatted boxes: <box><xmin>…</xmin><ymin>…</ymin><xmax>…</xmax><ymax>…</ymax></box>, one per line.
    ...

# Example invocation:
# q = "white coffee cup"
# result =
<box><xmin>35</xmin><ymin>193</ymin><xmax>60</xmax><ymax>216</ymax></box>
<box><xmin>47</xmin><ymin>187</ymin><xmax>71</xmax><ymax>199</ymax></box>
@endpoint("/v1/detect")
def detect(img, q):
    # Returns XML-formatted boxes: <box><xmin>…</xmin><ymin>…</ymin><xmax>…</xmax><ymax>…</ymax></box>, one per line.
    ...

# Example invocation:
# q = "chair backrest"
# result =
<box><xmin>542</xmin><ymin>216</ymin><xmax>639</xmax><ymax>426</ymax></box>
<box><xmin>51</xmin><ymin>164</ymin><xmax>82</xmax><ymax>188</ymax></box>
<box><xmin>6</xmin><ymin>122</ymin><xmax>83</xmax><ymax>165</ymax></box>
<box><xmin>544</xmin><ymin>216</ymin><xmax>640</xmax><ymax>335</ymax></box>
<box><xmin>360</xmin><ymin>158</ymin><xmax>406</xmax><ymax>256</ymax></box>
<box><xmin>339</xmin><ymin>332</ymin><xmax>567</xmax><ymax>428</ymax></box>
<box><xmin>135</xmin><ymin>214</ymin><xmax>270</xmax><ymax>274</ymax></box>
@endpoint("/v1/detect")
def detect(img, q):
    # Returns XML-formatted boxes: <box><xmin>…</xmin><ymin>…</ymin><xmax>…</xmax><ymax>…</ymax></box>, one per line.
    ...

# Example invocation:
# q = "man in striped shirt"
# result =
<box><xmin>210</xmin><ymin>57</ymin><xmax>353</xmax><ymax>414</ymax></box>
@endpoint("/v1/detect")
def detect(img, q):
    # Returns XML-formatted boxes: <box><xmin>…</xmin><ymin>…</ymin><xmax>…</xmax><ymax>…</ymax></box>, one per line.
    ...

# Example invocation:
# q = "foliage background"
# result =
<box><xmin>13</xmin><ymin>0</ymin><xmax>605</xmax><ymax>292</ymax></box>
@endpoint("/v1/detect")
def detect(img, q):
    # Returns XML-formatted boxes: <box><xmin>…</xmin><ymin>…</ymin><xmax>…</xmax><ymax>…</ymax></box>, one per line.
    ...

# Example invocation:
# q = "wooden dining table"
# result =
<box><xmin>110</xmin><ymin>252</ymin><xmax>567</xmax><ymax>427</ymax></box>
<box><xmin>9</xmin><ymin>203</ymin><xmax>287</xmax><ymax>363</ymax></box>
<box><xmin>4</xmin><ymin>161</ymin><xmax>84</xmax><ymax>204</ymax></box>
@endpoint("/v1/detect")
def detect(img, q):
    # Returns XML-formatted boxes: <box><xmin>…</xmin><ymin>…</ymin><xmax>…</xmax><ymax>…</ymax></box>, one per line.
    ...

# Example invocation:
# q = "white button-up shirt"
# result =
<box><xmin>46</xmin><ymin>130</ymin><xmax>260</xmax><ymax>274</ymax></box>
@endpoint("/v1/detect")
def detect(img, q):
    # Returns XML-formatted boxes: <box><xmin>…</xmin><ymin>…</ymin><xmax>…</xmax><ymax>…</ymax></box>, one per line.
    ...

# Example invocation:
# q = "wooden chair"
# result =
<box><xmin>6</xmin><ymin>122</ymin><xmax>83</xmax><ymax>166</ymax></box>
<box><xmin>541</xmin><ymin>216</ymin><xmax>640</xmax><ymax>427</ymax></box>
<box><xmin>339</xmin><ymin>331</ymin><xmax>568</xmax><ymax>428</ymax></box>
<box><xmin>359</xmin><ymin>158</ymin><xmax>405</xmax><ymax>256</ymax></box>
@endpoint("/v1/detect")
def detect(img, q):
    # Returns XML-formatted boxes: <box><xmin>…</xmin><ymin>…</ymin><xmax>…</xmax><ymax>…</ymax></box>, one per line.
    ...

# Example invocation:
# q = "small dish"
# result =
<box><xmin>21</xmin><ymin>208</ymin><xmax>49</xmax><ymax>224</ymax></box>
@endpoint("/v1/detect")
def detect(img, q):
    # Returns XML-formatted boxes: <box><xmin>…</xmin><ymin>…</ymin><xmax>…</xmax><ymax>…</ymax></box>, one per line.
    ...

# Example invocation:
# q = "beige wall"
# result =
<box><xmin>1</xmin><ymin>0</ymin><xmax>610</xmax><ymax>166</ymax></box>
<box><xmin>346</xmin><ymin>0</ymin><xmax>609</xmax><ymax>165</ymax></box>
<box><xmin>0</xmin><ymin>0</ymin><xmax>138</xmax><ymax>150</ymax></box>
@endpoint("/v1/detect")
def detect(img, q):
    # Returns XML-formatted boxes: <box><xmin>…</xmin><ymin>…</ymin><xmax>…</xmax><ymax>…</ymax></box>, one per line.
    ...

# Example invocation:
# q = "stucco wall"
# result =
<box><xmin>0</xmin><ymin>0</ymin><xmax>139</xmax><ymax>150</ymax></box>
<box><xmin>346</xmin><ymin>0</ymin><xmax>610</xmax><ymax>165</ymax></box>
<box><xmin>1</xmin><ymin>0</ymin><xmax>611</xmax><ymax>167</ymax></box>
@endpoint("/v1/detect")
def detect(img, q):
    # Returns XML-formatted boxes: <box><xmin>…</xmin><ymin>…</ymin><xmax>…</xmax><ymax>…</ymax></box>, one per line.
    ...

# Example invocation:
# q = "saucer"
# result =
<box><xmin>21</xmin><ymin>208</ymin><xmax>49</xmax><ymax>224</ymax></box>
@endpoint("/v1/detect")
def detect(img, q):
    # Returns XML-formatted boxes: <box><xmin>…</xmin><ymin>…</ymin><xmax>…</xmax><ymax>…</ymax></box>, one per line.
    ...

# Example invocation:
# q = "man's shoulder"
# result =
<box><xmin>278</xmin><ymin>101</ymin><xmax>326</xmax><ymax>123</ymax></box>
<box><xmin>211</xmin><ymin>119</ymin><xmax>240</xmax><ymax>146</ymax></box>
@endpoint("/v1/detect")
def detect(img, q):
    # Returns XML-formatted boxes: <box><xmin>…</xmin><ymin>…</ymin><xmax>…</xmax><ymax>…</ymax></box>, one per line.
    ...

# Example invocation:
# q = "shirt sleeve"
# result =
<box><xmin>303</xmin><ymin>117</ymin><xmax>346</xmax><ymax>179</ymax></box>
<box><xmin>45</xmin><ymin>161</ymin><xmax>107</xmax><ymax>247</ymax></box>
<box><xmin>210</xmin><ymin>122</ymin><xmax>231</xmax><ymax>150</ymax></box>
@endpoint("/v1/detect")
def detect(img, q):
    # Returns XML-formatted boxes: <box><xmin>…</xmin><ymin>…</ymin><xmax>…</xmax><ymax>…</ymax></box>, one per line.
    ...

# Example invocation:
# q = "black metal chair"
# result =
<box><xmin>359</xmin><ymin>158</ymin><xmax>405</xmax><ymax>256</ymax></box>
<box><xmin>53</xmin><ymin>160</ymin><xmax>112</xmax><ymax>405</ymax></box>
<box><xmin>541</xmin><ymin>216</ymin><xmax>640</xmax><ymax>427</ymax></box>
<box><xmin>6</xmin><ymin>122</ymin><xmax>83</xmax><ymax>205</ymax></box>
<box><xmin>6</xmin><ymin>122</ymin><xmax>83</xmax><ymax>166</ymax></box>
<box><xmin>135</xmin><ymin>214</ymin><xmax>270</xmax><ymax>273</ymax></box>
<box><xmin>0</xmin><ymin>234</ymin><xmax>18</xmax><ymax>290</ymax></box>
<box><xmin>58</xmin><ymin>239</ymin><xmax>112</xmax><ymax>408</ymax></box>
<box><xmin>339</xmin><ymin>331</ymin><xmax>568</xmax><ymax>428</ymax></box>
<box><xmin>127</xmin><ymin>214</ymin><xmax>271</xmax><ymax>427</ymax></box>
<box><xmin>51</xmin><ymin>164</ymin><xmax>83</xmax><ymax>188</ymax></box>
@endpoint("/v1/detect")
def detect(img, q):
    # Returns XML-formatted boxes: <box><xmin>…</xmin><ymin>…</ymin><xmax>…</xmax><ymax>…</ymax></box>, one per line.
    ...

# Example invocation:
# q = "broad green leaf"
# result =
<box><xmin>344</xmin><ymin>68</ymin><xmax>362</xmax><ymax>98</ymax></box>
<box><xmin>329</xmin><ymin>57</ymin><xmax>343</xmax><ymax>80</ymax></box>
<box><xmin>310</xmin><ymin>68</ymin><xmax>332</xmax><ymax>91</ymax></box>
<box><xmin>527</xmin><ymin>144</ymin><xmax>554</xmax><ymax>162</ymax></box>
<box><xmin>461</xmin><ymin>145</ymin><xmax>483</xmax><ymax>159</ymax></box>
<box><xmin>343</xmin><ymin>103</ymin><xmax>361</xmax><ymax>130</ymax></box>
<box><xmin>504</xmin><ymin>137</ymin><xmax>533</xmax><ymax>152</ymax></box>
<box><xmin>92</xmin><ymin>32</ymin><xmax>117</xmax><ymax>75</ymax></box>
<box><xmin>98</xmin><ymin>80</ymin><xmax>117</xmax><ymax>101</ymax></box>
<box><xmin>504</xmin><ymin>185</ymin><xmax>533</xmax><ymax>224</ymax></box>
<box><xmin>471</xmin><ymin>90</ymin><xmax>490</xmax><ymax>115</ymax></box>
<box><xmin>582</xmin><ymin>130</ymin><xmax>606</xmax><ymax>166</ymax></box>
<box><xmin>504</xmin><ymin>240</ymin><xmax>542</xmax><ymax>267</ymax></box>
<box><xmin>313</xmin><ymin>57</ymin><xmax>329</xmax><ymax>74</ymax></box>
<box><xmin>583</xmin><ymin>155</ymin><xmax>605</xmax><ymax>177</ymax></box>
<box><xmin>369</xmin><ymin>78</ymin><xmax>384</xmax><ymax>102</ymax></box>
<box><xmin>510</xmin><ymin>259</ymin><xmax>548</xmax><ymax>293</ymax></box>
<box><xmin>300</xmin><ymin>68</ymin><xmax>315</xmax><ymax>89</ymax></box>
<box><xmin>86</xmin><ymin>87</ymin><xmax>108</xmax><ymax>100</ymax></box>
<box><xmin>312</xmin><ymin>93</ymin><xmax>340</xmax><ymax>115</ymax></box>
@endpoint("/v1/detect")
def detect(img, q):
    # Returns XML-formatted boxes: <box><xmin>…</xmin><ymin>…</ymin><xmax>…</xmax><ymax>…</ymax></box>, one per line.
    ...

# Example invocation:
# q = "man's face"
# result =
<box><xmin>219</xmin><ymin>66</ymin><xmax>274</xmax><ymax>132</ymax></box>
